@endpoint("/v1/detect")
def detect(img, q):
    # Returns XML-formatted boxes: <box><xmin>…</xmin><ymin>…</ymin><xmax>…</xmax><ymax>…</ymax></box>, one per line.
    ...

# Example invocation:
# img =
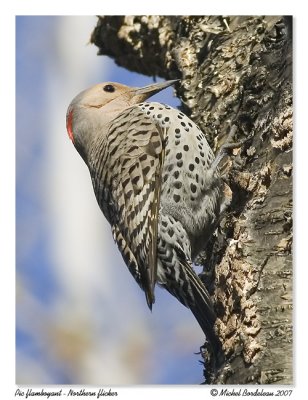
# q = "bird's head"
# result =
<box><xmin>66</xmin><ymin>80</ymin><xmax>178</xmax><ymax>162</ymax></box>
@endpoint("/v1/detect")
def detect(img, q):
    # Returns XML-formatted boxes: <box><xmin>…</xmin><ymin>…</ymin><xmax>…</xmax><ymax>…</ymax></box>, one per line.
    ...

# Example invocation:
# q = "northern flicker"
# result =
<box><xmin>66</xmin><ymin>80</ymin><xmax>227</xmax><ymax>360</ymax></box>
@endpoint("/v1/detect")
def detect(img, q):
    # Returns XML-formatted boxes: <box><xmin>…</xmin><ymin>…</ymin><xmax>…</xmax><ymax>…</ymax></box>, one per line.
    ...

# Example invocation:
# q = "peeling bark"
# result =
<box><xmin>91</xmin><ymin>15</ymin><xmax>293</xmax><ymax>384</ymax></box>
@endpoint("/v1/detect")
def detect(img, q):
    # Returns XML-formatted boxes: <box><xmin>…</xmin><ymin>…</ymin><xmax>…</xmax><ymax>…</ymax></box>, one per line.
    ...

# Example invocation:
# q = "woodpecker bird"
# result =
<box><xmin>66</xmin><ymin>80</ymin><xmax>227</xmax><ymax>357</ymax></box>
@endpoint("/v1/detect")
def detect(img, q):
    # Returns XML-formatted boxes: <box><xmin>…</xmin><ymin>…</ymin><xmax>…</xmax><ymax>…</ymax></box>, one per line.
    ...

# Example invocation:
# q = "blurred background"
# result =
<box><xmin>16</xmin><ymin>16</ymin><xmax>206</xmax><ymax>385</ymax></box>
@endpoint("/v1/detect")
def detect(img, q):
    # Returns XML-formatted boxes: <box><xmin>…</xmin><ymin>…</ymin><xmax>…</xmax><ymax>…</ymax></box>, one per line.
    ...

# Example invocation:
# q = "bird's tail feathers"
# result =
<box><xmin>184</xmin><ymin>264</ymin><xmax>225</xmax><ymax>369</ymax></box>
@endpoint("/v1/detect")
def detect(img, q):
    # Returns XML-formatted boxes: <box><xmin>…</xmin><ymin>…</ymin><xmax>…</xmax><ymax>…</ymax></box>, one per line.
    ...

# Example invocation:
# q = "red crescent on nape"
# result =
<box><xmin>66</xmin><ymin>109</ymin><xmax>74</xmax><ymax>143</ymax></box>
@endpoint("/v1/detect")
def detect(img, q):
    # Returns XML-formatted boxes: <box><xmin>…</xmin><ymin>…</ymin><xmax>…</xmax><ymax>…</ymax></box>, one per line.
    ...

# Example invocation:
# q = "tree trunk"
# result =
<box><xmin>91</xmin><ymin>15</ymin><xmax>293</xmax><ymax>384</ymax></box>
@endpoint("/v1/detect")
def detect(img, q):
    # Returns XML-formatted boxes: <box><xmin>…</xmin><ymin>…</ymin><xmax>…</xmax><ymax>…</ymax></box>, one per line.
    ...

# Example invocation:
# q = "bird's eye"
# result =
<box><xmin>103</xmin><ymin>84</ymin><xmax>115</xmax><ymax>93</ymax></box>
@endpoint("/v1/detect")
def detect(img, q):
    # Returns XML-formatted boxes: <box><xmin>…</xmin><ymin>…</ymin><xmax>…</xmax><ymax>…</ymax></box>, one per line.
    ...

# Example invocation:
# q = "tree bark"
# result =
<box><xmin>91</xmin><ymin>15</ymin><xmax>293</xmax><ymax>384</ymax></box>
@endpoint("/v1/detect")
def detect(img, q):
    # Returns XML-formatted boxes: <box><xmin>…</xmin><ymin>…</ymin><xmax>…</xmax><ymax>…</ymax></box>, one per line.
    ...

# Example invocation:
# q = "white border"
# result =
<box><xmin>1</xmin><ymin>1</ymin><xmax>305</xmax><ymax>398</ymax></box>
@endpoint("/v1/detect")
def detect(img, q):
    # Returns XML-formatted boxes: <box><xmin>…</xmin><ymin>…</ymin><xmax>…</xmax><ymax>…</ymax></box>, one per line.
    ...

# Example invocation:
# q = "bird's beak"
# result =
<box><xmin>130</xmin><ymin>79</ymin><xmax>179</xmax><ymax>103</ymax></box>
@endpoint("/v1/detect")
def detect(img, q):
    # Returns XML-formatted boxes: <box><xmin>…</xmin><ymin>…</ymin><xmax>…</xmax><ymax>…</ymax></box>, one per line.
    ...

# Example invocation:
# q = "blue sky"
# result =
<box><xmin>16</xmin><ymin>16</ymin><xmax>206</xmax><ymax>385</ymax></box>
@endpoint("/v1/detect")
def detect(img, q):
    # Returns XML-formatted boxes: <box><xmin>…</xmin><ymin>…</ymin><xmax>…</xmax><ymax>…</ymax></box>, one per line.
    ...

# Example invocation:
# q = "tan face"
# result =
<box><xmin>66</xmin><ymin>80</ymin><xmax>178</xmax><ymax>160</ymax></box>
<box><xmin>69</xmin><ymin>80</ymin><xmax>179</xmax><ymax>113</ymax></box>
<box><xmin>75</xmin><ymin>82</ymin><xmax>134</xmax><ymax>109</ymax></box>
<box><xmin>66</xmin><ymin>82</ymin><xmax>134</xmax><ymax>146</ymax></box>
